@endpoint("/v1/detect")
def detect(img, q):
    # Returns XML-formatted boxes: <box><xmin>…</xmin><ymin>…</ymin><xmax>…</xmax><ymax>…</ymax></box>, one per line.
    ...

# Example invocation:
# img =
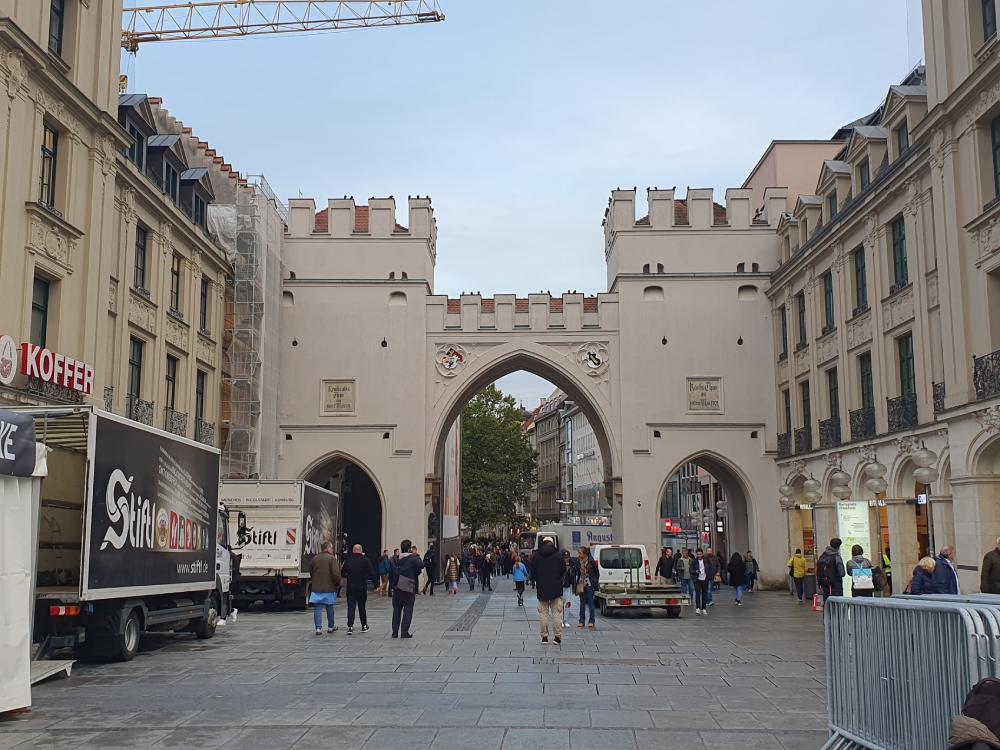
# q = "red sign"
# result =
<box><xmin>19</xmin><ymin>343</ymin><xmax>94</xmax><ymax>395</ymax></box>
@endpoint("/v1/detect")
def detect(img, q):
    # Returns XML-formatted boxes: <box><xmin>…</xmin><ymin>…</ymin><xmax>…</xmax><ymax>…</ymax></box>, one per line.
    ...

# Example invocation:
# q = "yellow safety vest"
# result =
<box><xmin>882</xmin><ymin>554</ymin><xmax>891</xmax><ymax>573</ymax></box>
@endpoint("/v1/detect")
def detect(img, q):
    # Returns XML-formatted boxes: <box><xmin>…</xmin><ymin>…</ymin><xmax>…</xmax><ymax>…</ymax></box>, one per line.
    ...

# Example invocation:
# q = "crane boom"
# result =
<box><xmin>122</xmin><ymin>0</ymin><xmax>444</xmax><ymax>51</ymax></box>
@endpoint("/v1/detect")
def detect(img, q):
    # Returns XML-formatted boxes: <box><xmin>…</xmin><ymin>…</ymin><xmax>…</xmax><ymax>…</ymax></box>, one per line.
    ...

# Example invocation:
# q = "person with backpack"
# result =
<box><xmin>512</xmin><ymin>554</ymin><xmax>529</xmax><ymax>606</ymax></box>
<box><xmin>948</xmin><ymin>677</ymin><xmax>1000</xmax><ymax>750</ymax></box>
<box><xmin>816</xmin><ymin>538</ymin><xmax>847</xmax><ymax>601</ymax></box>
<box><xmin>388</xmin><ymin>539</ymin><xmax>424</xmax><ymax>639</ymax></box>
<box><xmin>788</xmin><ymin>548</ymin><xmax>808</xmax><ymax>602</ymax></box>
<box><xmin>845</xmin><ymin>544</ymin><xmax>876</xmax><ymax>598</ymax></box>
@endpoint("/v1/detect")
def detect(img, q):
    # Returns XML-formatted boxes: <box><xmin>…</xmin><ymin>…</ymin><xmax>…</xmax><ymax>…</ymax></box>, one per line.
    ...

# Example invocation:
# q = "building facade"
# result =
<box><xmin>534</xmin><ymin>391</ymin><xmax>565</xmax><ymax>523</ymax></box>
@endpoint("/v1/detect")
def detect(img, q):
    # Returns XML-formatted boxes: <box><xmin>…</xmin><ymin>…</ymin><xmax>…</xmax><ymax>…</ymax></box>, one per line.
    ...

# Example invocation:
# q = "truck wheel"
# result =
<box><xmin>600</xmin><ymin>599</ymin><xmax>608</xmax><ymax>617</ymax></box>
<box><xmin>195</xmin><ymin>595</ymin><xmax>219</xmax><ymax>640</ymax></box>
<box><xmin>114</xmin><ymin>610</ymin><xmax>141</xmax><ymax>662</ymax></box>
<box><xmin>292</xmin><ymin>583</ymin><xmax>309</xmax><ymax>610</ymax></box>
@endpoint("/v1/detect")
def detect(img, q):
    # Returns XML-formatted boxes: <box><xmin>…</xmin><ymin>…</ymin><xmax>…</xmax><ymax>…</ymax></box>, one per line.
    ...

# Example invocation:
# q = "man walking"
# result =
<box><xmin>704</xmin><ymin>547</ymin><xmax>719</xmax><ymax>606</ymax></box>
<box><xmin>422</xmin><ymin>543</ymin><xmax>438</xmax><ymax>596</ymax></box>
<box><xmin>983</xmin><ymin>538</ymin><xmax>1000</xmax><ymax>594</ymax></box>
<box><xmin>340</xmin><ymin>544</ymin><xmax>377</xmax><ymax>635</ymax></box>
<box><xmin>378</xmin><ymin>550</ymin><xmax>390</xmax><ymax>596</ymax></box>
<box><xmin>655</xmin><ymin>548</ymin><xmax>675</xmax><ymax>586</ymax></box>
<box><xmin>817</xmin><ymin>537</ymin><xmax>847</xmax><ymax>601</ymax></box>
<box><xmin>788</xmin><ymin>548</ymin><xmax>808</xmax><ymax>602</ymax></box>
<box><xmin>933</xmin><ymin>546</ymin><xmax>961</xmax><ymax>595</ymax></box>
<box><xmin>389</xmin><ymin>539</ymin><xmax>424</xmax><ymax>639</ymax></box>
<box><xmin>675</xmin><ymin>548</ymin><xmax>693</xmax><ymax>600</ymax></box>
<box><xmin>529</xmin><ymin>536</ymin><xmax>564</xmax><ymax>645</ymax></box>
<box><xmin>309</xmin><ymin>541</ymin><xmax>341</xmax><ymax>634</ymax></box>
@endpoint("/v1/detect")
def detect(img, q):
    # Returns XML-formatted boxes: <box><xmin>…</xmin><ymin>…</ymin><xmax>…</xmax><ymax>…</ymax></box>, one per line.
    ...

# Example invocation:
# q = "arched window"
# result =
<box><xmin>737</xmin><ymin>262</ymin><xmax>745</xmax><ymax>273</ymax></box>
<box><xmin>657</xmin><ymin>263</ymin><xmax>664</xmax><ymax>273</ymax></box>
<box><xmin>642</xmin><ymin>264</ymin><xmax>650</xmax><ymax>274</ymax></box>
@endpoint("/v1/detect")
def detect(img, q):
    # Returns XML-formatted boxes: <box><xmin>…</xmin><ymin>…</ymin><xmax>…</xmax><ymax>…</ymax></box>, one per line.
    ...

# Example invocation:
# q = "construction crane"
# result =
<box><xmin>122</xmin><ymin>0</ymin><xmax>444</xmax><ymax>52</ymax></box>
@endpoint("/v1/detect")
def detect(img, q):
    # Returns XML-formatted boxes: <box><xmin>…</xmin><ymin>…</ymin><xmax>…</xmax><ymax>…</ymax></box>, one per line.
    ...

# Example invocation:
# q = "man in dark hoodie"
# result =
<box><xmin>817</xmin><ymin>537</ymin><xmax>847</xmax><ymax>600</ymax></box>
<box><xmin>340</xmin><ymin>544</ymin><xmax>377</xmax><ymax>635</ymax></box>
<box><xmin>529</xmin><ymin>536</ymin><xmax>565</xmax><ymax>645</ymax></box>
<box><xmin>388</xmin><ymin>539</ymin><xmax>424</xmax><ymax>639</ymax></box>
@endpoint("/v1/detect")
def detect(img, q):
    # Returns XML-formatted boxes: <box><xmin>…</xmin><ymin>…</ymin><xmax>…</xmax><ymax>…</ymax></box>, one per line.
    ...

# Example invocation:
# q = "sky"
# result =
<box><xmin>123</xmin><ymin>0</ymin><xmax>919</xmax><ymax>407</ymax></box>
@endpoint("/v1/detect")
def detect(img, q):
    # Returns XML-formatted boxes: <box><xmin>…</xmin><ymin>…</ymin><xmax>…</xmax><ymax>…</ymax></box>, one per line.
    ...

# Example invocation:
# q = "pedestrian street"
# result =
<box><xmin>0</xmin><ymin>579</ymin><xmax>828</xmax><ymax>750</ymax></box>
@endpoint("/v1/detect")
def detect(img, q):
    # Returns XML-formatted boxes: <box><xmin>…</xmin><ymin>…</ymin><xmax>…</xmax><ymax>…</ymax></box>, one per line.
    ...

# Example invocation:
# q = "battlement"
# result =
<box><xmin>286</xmin><ymin>196</ymin><xmax>437</xmax><ymax>244</ymax></box>
<box><xmin>427</xmin><ymin>293</ymin><xmax>618</xmax><ymax>333</ymax></box>
<box><xmin>603</xmin><ymin>187</ymin><xmax>788</xmax><ymax>243</ymax></box>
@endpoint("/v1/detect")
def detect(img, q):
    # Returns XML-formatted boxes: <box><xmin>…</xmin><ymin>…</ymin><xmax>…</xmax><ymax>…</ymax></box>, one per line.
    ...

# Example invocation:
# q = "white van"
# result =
<box><xmin>591</xmin><ymin>543</ymin><xmax>687</xmax><ymax>617</ymax></box>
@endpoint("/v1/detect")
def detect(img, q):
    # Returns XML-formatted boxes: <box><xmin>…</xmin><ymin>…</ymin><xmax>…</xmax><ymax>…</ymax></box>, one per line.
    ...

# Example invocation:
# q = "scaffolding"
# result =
<box><xmin>213</xmin><ymin>175</ymin><xmax>285</xmax><ymax>480</ymax></box>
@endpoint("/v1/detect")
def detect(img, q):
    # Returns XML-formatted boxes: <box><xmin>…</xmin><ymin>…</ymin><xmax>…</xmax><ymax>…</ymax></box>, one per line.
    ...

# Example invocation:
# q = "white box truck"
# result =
<box><xmin>19</xmin><ymin>406</ymin><xmax>233</xmax><ymax>663</ymax></box>
<box><xmin>219</xmin><ymin>480</ymin><xmax>339</xmax><ymax>609</ymax></box>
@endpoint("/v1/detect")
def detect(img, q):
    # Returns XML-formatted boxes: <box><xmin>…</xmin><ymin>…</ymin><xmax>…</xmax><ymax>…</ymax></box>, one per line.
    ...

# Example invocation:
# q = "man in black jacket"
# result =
<box><xmin>983</xmin><ymin>537</ymin><xmax>1000</xmax><ymax>594</ymax></box>
<box><xmin>655</xmin><ymin>549</ymin><xmax>675</xmax><ymax>585</ymax></box>
<box><xmin>340</xmin><ymin>544</ymin><xmax>377</xmax><ymax>635</ymax></box>
<box><xmin>389</xmin><ymin>539</ymin><xmax>424</xmax><ymax>639</ymax></box>
<box><xmin>529</xmin><ymin>536</ymin><xmax>565</xmax><ymax>645</ymax></box>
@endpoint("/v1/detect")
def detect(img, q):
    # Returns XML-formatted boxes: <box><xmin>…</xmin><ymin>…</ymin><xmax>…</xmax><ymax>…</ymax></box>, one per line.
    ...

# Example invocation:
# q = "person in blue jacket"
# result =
<box><xmin>512</xmin><ymin>555</ymin><xmax>529</xmax><ymax>606</ymax></box>
<box><xmin>910</xmin><ymin>556</ymin><xmax>939</xmax><ymax>595</ymax></box>
<box><xmin>932</xmin><ymin>546</ymin><xmax>961</xmax><ymax>594</ymax></box>
<box><xmin>378</xmin><ymin>550</ymin><xmax>391</xmax><ymax>596</ymax></box>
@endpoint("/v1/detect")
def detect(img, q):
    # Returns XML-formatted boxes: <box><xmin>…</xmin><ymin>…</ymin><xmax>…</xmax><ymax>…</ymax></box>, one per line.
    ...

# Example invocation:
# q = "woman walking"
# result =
<box><xmin>846</xmin><ymin>544</ymin><xmax>876</xmax><ymax>597</ymax></box>
<box><xmin>512</xmin><ymin>555</ymin><xmax>528</xmax><ymax>606</ymax></box>
<box><xmin>576</xmin><ymin>546</ymin><xmax>599</xmax><ymax>628</ymax></box>
<box><xmin>444</xmin><ymin>553</ymin><xmax>461</xmax><ymax>594</ymax></box>
<box><xmin>693</xmin><ymin>549</ymin><xmax>709</xmax><ymax>616</ymax></box>
<box><xmin>727</xmin><ymin>552</ymin><xmax>747</xmax><ymax>606</ymax></box>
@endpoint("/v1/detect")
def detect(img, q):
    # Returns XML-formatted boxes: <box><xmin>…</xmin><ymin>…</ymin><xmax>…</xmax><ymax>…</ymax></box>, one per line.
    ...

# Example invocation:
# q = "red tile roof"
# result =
<box><xmin>447</xmin><ymin>299</ymin><xmax>460</xmax><ymax>313</ymax></box>
<box><xmin>515</xmin><ymin>299</ymin><xmax>529</xmax><ymax>312</ymax></box>
<box><xmin>672</xmin><ymin>200</ymin><xmax>728</xmax><ymax>225</ymax></box>
<box><xmin>583</xmin><ymin>297</ymin><xmax>598</xmax><ymax>312</ymax></box>
<box><xmin>481</xmin><ymin>299</ymin><xmax>495</xmax><ymax>312</ymax></box>
<box><xmin>549</xmin><ymin>299</ymin><xmax>563</xmax><ymax>312</ymax></box>
<box><xmin>636</xmin><ymin>215</ymin><xmax>650</xmax><ymax>225</ymax></box>
<box><xmin>313</xmin><ymin>206</ymin><xmax>372</xmax><ymax>233</ymax></box>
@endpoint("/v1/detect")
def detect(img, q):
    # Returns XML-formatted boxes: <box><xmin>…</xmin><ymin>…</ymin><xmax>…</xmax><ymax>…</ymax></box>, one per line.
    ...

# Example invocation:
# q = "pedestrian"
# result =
<box><xmin>422</xmin><ymin>544</ymin><xmax>437</xmax><ymax>596</ymax></box>
<box><xmin>675</xmin><ymin>548</ymin><xmax>693</xmax><ymax>600</ymax></box>
<box><xmin>560</xmin><ymin>550</ymin><xmax>576</xmax><ymax>627</ymax></box>
<box><xmin>910</xmin><ymin>555</ymin><xmax>938</xmax><ymax>595</ymax></box>
<box><xmin>692</xmin><ymin>548</ymin><xmax>709</xmax><ymax>615</ymax></box>
<box><xmin>444</xmin><ymin>552</ymin><xmax>461</xmax><ymax>594</ymax></box>
<box><xmin>482</xmin><ymin>552</ymin><xmax>493</xmax><ymax>591</ymax></box>
<box><xmin>575</xmin><ymin>546</ymin><xmax>599</xmax><ymax>629</ymax></box>
<box><xmin>512</xmin><ymin>554</ymin><xmax>528</xmax><ymax>606</ymax></box>
<box><xmin>464</xmin><ymin>551</ymin><xmax>477</xmax><ymax>591</ymax></box>
<box><xmin>816</xmin><ymin>537</ymin><xmax>847</xmax><ymax>601</ymax></box>
<box><xmin>727</xmin><ymin>551</ymin><xmax>747</xmax><ymax>605</ymax></box>
<box><xmin>788</xmin><ymin>548</ymin><xmax>808</xmax><ymax>602</ymax></box>
<box><xmin>704</xmin><ymin>547</ymin><xmax>718</xmax><ymax>606</ymax></box>
<box><xmin>981</xmin><ymin>537</ymin><xmax>1000</xmax><ymax>594</ymax></box>
<box><xmin>308</xmin><ymin>541</ymin><xmax>341</xmax><ymax>635</ymax></box>
<box><xmin>340</xmin><ymin>543</ymin><xmax>377</xmax><ymax>635</ymax></box>
<box><xmin>845</xmin><ymin>544</ymin><xmax>876</xmax><ymax>598</ymax></box>
<box><xmin>529</xmin><ymin>536</ymin><xmax>565</xmax><ymax>645</ymax></box>
<box><xmin>655</xmin><ymin>548</ymin><xmax>675</xmax><ymax>586</ymax></box>
<box><xmin>388</xmin><ymin>539</ymin><xmax>424</xmax><ymax>639</ymax></box>
<box><xmin>378</xmin><ymin>550</ymin><xmax>390</xmax><ymax>596</ymax></box>
<box><xmin>881</xmin><ymin>547</ymin><xmax>893</xmax><ymax>594</ymax></box>
<box><xmin>933</xmin><ymin>545</ymin><xmax>961</xmax><ymax>594</ymax></box>
<box><xmin>745</xmin><ymin>551</ymin><xmax>760</xmax><ymax>593</ymax></box>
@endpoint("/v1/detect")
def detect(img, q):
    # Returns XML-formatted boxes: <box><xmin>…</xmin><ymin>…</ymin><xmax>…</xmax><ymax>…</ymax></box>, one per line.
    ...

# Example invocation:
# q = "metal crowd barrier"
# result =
<box><xmin>821</xmin><ymin>594</ymin><xmax>1000</xmax><ymax>750</ymax></box>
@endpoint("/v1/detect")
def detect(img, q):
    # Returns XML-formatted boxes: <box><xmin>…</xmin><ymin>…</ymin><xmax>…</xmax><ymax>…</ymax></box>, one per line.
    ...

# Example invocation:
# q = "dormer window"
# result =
<box><xmin>126</xmin><ymin>120</ymin><xmax>145</xmax><ymax>169</ymax></box>
<box><xmin>858</xmin><ymin>159</ymin><xmax>871</xmax><ymax>191</ymax></box>
<box><xmin>783</xmin><ymin>235</ymin><xmax>790</xmax><ymax>258</ymax></box>
<box><xmin>164</xmin><ymin>162</ymin><xmax>178</xmax><ymax>203</ymax></box>
<box><xmin>986</xmin><ymin>0</ymin><xmax>998</xmax><ymax>42</ymax></box>
<box><xmin>896</xmin><ymin>121</ymin><xmax>909</xmax><ymax>157</ymax></box>
<box><xmin>194</xmin><ymin>195</ymin><xmax>206</xmax><ymax>228</ymax></box>
<box><xmin>828</xmin><ymin>192</ymin><xmax>838</xmax><ymax>219</ymax></box>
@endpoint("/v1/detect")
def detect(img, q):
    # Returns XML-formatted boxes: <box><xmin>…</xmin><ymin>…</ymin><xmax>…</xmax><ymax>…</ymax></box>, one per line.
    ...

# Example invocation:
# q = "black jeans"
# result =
<box><xmin>695</xmin><ymin>579</ymin><xmax>709</xmax><ymax>610</ymax></box>
<box><xmin>347</xmin><ymin>590</ymin><xmax>368</xmax><ymax>628</ymax></box>
<box><xmin>391</xmin><ymin>588</ymin><xmax>415</xmax><ymax>635</ymax></box>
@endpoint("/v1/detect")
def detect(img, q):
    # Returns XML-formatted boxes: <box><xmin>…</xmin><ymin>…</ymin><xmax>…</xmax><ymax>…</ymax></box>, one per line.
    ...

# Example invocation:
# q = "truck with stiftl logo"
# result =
<box><xmin>219</xmin><ymin>480</ymin><xmax>339</xmax><ymax>610</ymax></box>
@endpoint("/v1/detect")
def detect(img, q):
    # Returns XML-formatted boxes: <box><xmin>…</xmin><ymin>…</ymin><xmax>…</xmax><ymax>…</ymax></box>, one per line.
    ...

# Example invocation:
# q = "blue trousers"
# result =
<box><xmin>579</xmin><ymin>585</ymin><xmax>596</xmax><ymax>625</ymax></box>
<box><xmin>734</xmin><ymin>584</ymin><xmax>746</xmax><ymax>602</ymax></box>
<box><xmin>680</xmin><ymin>578</ymin><xmax>694</xmax><ymax>599</ymax></box>
<box><xmin>313</xmin><ymin>601</ymin><xmax>335</xmax><ymax>629</ymax></box>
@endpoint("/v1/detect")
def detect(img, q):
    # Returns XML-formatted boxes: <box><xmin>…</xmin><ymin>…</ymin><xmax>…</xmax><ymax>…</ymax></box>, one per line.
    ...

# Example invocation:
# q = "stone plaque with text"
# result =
<box><xmin>686</xmin><ymin>377</ymin><xmax>723</xmax><ymax>413</ymax></box>
<box><xmin>321</xmin><ymin>379</ymin><xmax>356</xmax><ymax>415</ymax></box>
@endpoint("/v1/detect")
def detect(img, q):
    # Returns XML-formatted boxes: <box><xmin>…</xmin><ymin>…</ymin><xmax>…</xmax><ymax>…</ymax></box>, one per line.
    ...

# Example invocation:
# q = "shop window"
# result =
<box><xmin>30</xmin><ymin>277</ymin><xmax>50</xmax><ymax>348</ymax></box>
<box><xmin>199</xmin><ymin>278</ymin><xmax>209</xmax><ymax>330</ymax></box>
<box><xmin>38</xmin><ymin>124</ymin><xmax>58</xmax><ymax>208</ymax></box>
<box><xmin>48</xmin><ymin>0</ymin><xmax>66</xmax><ymax>56</ymax></box>
<box><xmin>134</xmin><ymin>226</ymin><xmax>147</xmax><ymax>291</ymax></box>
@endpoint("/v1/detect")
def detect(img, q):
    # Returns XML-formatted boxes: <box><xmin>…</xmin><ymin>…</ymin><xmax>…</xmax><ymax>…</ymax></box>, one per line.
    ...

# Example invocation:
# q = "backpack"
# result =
<box><xmin>872</xmin><ymin>566</ymin><xmax>887</xmax><ymax>592</ymax></box>
<box><xmin>816</xmin><ymin>555</ymin><xmax>838</xmax><ymax>587</ymax></box>
<box><xmin>962</xmin><ymin>678</ymin><xmax>1000</xmax><ymax>738</ymax></box>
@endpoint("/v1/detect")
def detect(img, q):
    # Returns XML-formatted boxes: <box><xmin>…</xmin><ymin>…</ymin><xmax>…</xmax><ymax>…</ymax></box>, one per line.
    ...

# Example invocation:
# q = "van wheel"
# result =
<box><xmin>114</xmin><ymin>610</ymin><xmax>141</xmax><ymax>662</ymax></box>
<box><xmin>195</xmin><ymin>595</ymin><xmax>219</xmax><ymax>640</ymax></box>
<box><xmin>600</xmin><ymin>599</ymin><xmax>608</xmax><ymax>617</ymax></box>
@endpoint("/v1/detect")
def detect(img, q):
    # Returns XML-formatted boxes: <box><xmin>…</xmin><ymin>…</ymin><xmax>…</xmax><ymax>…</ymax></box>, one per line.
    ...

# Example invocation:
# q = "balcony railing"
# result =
<box><xmin>167</xmin><ymin>307</ymin><xmax>185</xmax><ymax>322</ymax></box>
<box><xmin>887</xmin><ymin>393</ymin><xmax>919</xmax><ymax>432</ymax></box>
<box><xmin>794</xmin><ymin>426</ymin><xmax>812</xmax><ymax>454</ymax></box>
<box><xmin>104</xmin><ymin>386</ymin><xmax>114</xmax><ymax>412</ymax></box>
<box><xmin>819</xmin><ymin>417</ymin><xmax>841</xmax><ymax>448</ymax></box>
<box><xmin>974</xmin><ymin>349</ymin><xmax>1000</xmax><ymax>400</ymax></box>
<box><xmin>850</xmin><ymin>406</ymin><xmax>876</xmax><ymax>441</ymax></box>
<box><xmin>26</xmin><ymin>376</ymin><xmax>81</xmax><ymax>404</ymax></box>
<box><xmin>889</xmin><ymin>279</ymin><xmax>910</xmax><ymax>296</ymax></box>
<box><xmin>126</xmin><ymin>395</ymin><xmax>154</xmax><ymax>426</ymax></box>
<box><xmin>164</xmin><ymin>407</ymin><xmax>188</xmax><ymax>437</ymax></box>
<box><xmin>195</xmin><ymin>418</ymin><xmax>215</xmax><ymax>446</ymax></box>
<box><xmin>777</xmin><ymin>432</ymin><xmax>791</xmax><ymax>458</ymax></box>
<box><xmin>933</xmin><ymin>382</ymin><xmax>945</xmax><ymax>413</ymax></box>
<box><xmin>852</xmin><ymin>303</ymin><xmax>870</xmax><ymax>318</ymax></box>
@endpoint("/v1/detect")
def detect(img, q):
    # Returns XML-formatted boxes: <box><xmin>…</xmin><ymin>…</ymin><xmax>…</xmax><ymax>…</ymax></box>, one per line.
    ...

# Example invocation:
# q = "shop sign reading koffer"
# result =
<box><xmin>0</xmin><ymin>334</ymin><xmax>94</xmax><ymax>395</ymax></box>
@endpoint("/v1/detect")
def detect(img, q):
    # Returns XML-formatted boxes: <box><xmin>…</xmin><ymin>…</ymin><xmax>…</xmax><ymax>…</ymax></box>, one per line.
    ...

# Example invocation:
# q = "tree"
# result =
<box><xmin>461</xmin><ymin>384</ymin><xmax>537</xmax><ymax>535</ymax></box>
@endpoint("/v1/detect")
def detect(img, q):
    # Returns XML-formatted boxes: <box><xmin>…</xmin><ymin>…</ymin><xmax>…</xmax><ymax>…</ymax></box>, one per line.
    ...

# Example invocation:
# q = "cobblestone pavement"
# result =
<box><xmin>1</xmin><ymin>579</ymin><xmax>829</xmax><ymax>749</ymax></box>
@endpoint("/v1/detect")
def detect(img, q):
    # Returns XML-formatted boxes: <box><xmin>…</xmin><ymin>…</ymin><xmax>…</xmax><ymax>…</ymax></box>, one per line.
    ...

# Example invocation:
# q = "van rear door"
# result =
<box><xmin>597</xmin><ymin>546</ymin><xmax>647</xmax><ymax>589</ymax></box>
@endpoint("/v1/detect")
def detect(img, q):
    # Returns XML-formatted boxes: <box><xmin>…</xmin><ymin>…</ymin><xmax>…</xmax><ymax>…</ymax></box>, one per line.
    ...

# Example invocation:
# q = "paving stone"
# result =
<box><xmin>289</xmin><ymin>727</ymin><xmax>374</xmax><ymax>750</ymax></box>
<box><xmin>430</xmin><ymin>728</ymin><xmax>505</xmax><ymax>750</ymax></box>
<box><xmin>502</xmin><ymin>728</ymin><xmax>570</xmax><ymax>750</ymax></box>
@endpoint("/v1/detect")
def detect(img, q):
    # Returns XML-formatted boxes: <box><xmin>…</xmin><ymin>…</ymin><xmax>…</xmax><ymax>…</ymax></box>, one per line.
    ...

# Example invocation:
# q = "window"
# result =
<box><xmin>896</xmin><ymin>121</ymin><xmax>909</xmax><ymax>156</ymax></box>
<box><xmin>783</xmin><ymin>390</ymin><xmax>792</xmax><ymax>433</ymax></box>
<box><xmin>783</xmin><ymin>235</ymin><xmax>791</xmax><ymax>257</ymax></box>
<box><xmin>892</xmin><ymin>217</ymin><xmax>908</xmax><ymax>286</ymax></box>
<box><xmin>824</xmin><ymin>272</ymin><xmax>835</xmax><ymax>330</ymax></box>
<box><xmin>164</xmin><ymin>162</ymin><xmax>178</xmax><ymax>203</ymax></box>
<box><xmin>48</xmin><ymin>0</ymin><xmax>65</xmax><ymax>56</ymax></box>
<box><xmin>199</xmin><ymin>278</ymin><xmax>209</xmax><ymax>330</ymax></box>
<box><xmin>165</xmin><ymin>356</ymin><xmax>178</xmax><ymax>411</ymax></box>
<box><xmin>859</xmin><ymin>159</ymin><xmax>870</xmax><ymax>191</ymax></box>
<box><xmin>797</xmin><ymin>292</ymin><xmax>807</xmax><ymax>347</ymax></box>
<box><xmin>193</xmin><ymin>195</ymin><xmax>206</xmax><ymax>228</ymax></box>
<box><xmin>828</xmin><ymin>192</ymin><xmax>838</xmax><ymax>220</ymax></box>
<box><xmin>134</xmin><ymin>226</ymin><xmax>147</xmax><ymax>290</ymax></box>
<box><xmin>126</xmin><ymin>120</ymin><xmax>145</xmax><ymax>169</ymax></box>
<box><xmin>860</xmin><ymin>352</ymin><xmax>874</xmax><ymax>410</ymax></box>
<box><xmin>986</xmin><ymin>0</ymin><xmax>998</xmax><ymax>42</ymax></box>
<box><xmin>802</xmin><ymin>219</ymin><xmax>809</xmax><ymax>241</ymax></box>
<box><xmin>898</xmin><ymin>334</ymin><xmax>915</xmax><ymax>397</ymax></box>
<box><xmin>992</xmin><ymin>115</ymin><xmax>1000</xmax><ymax>199</ymax></box>
<box><xmin>195</xmin><ymin>370</ymin><xmax>206</xmax><ymax>421</ymax></box>
<box><xmin>780</xmin><ymin>306</ymin><xmax>788</xmax><ymax>357</ymax></box>
<box><xmin>39</xmin><ymin>124</ymin><xmax>58</xmax><ymax>207</ymax></box>
<box><xmin>854</xmin><ymin>247</ymin><xmax>868</xmax><ymax>311</ymax></box>
<box><xmin>169</xmin><ymin>255</ymin><xmax>181</xmax><ymax>310</ymax></box>
<box><xmin>801</xmin><ymin>380</ymin><xmax>811</xmax><ymax>428</ymax></box>
<box><xmin>30</xmin><ymin>277</ymin><xmax>50</xmax><ymax>348</ymax></box>
<box><xmin>128</xmin><ymin>338</ymin><xmax>144</xmax><ymax>399</ymax></box>
<box><xmin>828</xmin><ymin>368</ymin><xmax>840</xmax><ymax>420</ymax></box>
